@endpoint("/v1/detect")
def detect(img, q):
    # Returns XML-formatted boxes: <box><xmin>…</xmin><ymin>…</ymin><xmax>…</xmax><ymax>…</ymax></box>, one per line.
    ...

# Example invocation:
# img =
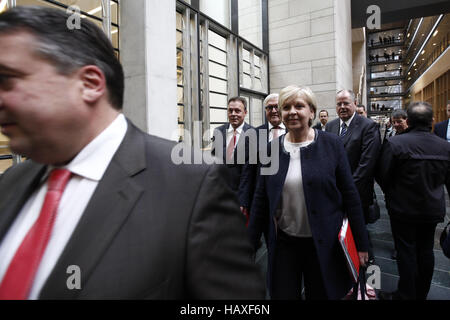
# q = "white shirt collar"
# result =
<box><xmin>268</xmin><ymin>122</ymin><xmax>286</xmax><ymax>131</ymax></box>
<box><xmin>340</xmin><ymin>111</ymin><xmax>356</xmax><ymax>128</ymax></box>
<box><xmin>227</xmin><ymin>121</ymin><xmax>245</xmax><ymax>134</ymax></box>
<box><xmin>49</xmin><ymin>114</ymin><xmax>128</xmax><ymax>181</ymax></box>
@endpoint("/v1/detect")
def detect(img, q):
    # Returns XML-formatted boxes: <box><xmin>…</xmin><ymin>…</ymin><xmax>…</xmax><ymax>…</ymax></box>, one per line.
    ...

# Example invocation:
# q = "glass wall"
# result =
<box><xmin>0</xmin><ymin>0</ymin><xmax>120</xmax><ymax>172</ymax></box>
<box><xmin>176</xmin><ymin>0</ymin><xmax>268</xmax><ymax>145</ymax></box>
<box><xmin>199</xmin><ymin>0</ymin><xmax>230</xmax><ymax>29</ymax></box>
<box><xmin>14</xmin><ymin>0</ymin><xmax>119</xmax><ymax>54</ymax></box>
<box><xmin>238</xmin><ymin>0</ymin><xmax>262</xmax><ymax>49</ymax></box>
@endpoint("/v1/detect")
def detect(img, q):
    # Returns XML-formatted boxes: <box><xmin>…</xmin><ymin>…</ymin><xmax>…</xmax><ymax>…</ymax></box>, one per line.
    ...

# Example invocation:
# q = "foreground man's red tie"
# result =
<box><xmin>0</xmin><ymin>169</ymin><xmax>72</xmax><ymax>300</ymax></box>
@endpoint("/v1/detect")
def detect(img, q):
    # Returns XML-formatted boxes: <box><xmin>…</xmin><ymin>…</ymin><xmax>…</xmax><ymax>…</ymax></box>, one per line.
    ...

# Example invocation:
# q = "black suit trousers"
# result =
<box><xmin>390</xmin><ymin>218</ymin><xmax>437</xmax><ymax>300</ymax></box>
<box><xmin>271</xmin><ymin>229</ymin><xmax>328</xmax><ymax>300</ymax></box>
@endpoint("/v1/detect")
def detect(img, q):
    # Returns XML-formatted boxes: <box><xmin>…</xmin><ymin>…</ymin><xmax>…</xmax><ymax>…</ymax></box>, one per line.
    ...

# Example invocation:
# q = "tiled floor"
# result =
<box><xmin>255</xmin><ymin>184</ymin><xmax>450</xmax><ymax>300</ymax></box>
<box><xmin>369</xmin><ymin>184</ymin><xmax>450</xmax><ymax>300</ymax></box>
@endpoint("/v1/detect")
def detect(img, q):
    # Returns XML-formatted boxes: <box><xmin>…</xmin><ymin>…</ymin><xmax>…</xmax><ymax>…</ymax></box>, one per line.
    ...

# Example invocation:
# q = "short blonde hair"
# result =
<box><xmin>278</xmin><ymin>85</ymin><xmax>317</xmax><ymax>126</ymax></box>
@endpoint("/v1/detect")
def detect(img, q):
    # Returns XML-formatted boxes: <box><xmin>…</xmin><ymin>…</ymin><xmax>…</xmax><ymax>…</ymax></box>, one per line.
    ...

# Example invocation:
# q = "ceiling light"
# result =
<box><xmin>421</xmin><ymin>50</ymin><xmax>425</xmax><ymax>55</ymax></box>
<box><xmin>433</xmin><ymin>30</ymin><xmax>439</xmax><ymax>37</ymax></box>
<box><xmin>407</xmin><ymin>33</ymin><xmax>410</xmax><ymax>37</ymax></box>
<box><xmin>433</xmin><ymin>43</ymin><xmax>437</xmax><ymax>46</ymax></box>
<box><xmin>413</xmin><ymin>63</ymin><xmax>417</xmax><ymax>66</ymax></box>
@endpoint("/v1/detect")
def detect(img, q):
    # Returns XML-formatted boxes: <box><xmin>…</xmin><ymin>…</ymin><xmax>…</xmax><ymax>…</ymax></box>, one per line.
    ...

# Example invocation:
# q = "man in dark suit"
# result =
<box><xmin>376</xmin><ymin>102</ymin><xmax>450</xmax><ymax>300</ymax></box>
<box><xmin>239</xmin><ymin>93</ymin><xmax>285</xmax><ymax>214</ymax></box>
<box><xmin>326</xmin><ymin>90</ymin><xmax>381</xmax><ymax>263</ymax></box>
<box><xmin>356</xmin><ymin>105</ymin><xmax>367</xmax><ymax>118</ymax></box>
<box><xmin>212</xmin><ymin>97</ymin><xmax>255</xmax><ymax>220</ymax></box>
<box><xmin>434</xmin><ymin>100</ymin><xmax>450</xmax><ymax>142</ymax></box>
<box><xmin>312</xmin><ymin>110</ymin><xmax>328</xmax><ymax>131</ymax></box>
<box><xmin>0</xmin><ymin>7</ymin><xmax>265</xmax><ymax>300</ymax></box>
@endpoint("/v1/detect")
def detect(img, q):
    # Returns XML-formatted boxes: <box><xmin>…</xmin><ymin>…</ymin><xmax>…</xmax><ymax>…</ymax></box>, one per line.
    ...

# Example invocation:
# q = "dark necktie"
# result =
<box><xmin>340</xmin><ymin>122</ymin><xmax>348</xmax><ymax>137</ymax></box>
<box><xmin>0</xmin><ymin>169</ymin><xmax>72</xmax><ymax>300</ymax></box>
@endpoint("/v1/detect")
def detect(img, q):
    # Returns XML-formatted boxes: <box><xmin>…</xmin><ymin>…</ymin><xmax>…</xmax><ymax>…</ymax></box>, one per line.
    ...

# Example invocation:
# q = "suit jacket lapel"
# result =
<box><xmin>331</xmin><ymin>119</ymin><xmax>340</xmax><ymax>136</ymax></box>
<box><xmin>221</xmin><ymin>124</ymin><xmax>229</xmax><ymax>160</ymax></box>
<box><xmin>39</xmin><ymin>121</ymin><xmax>146</xmax><ymax>299</ymax></box>
<box><xmin>0</xmin><ymin>163</ymin><xmax>47</xmax><ymax>241</ymax></box>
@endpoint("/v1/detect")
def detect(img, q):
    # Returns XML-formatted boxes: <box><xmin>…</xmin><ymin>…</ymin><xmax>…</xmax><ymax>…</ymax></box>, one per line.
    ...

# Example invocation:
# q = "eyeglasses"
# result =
<box><xmin>265</xmin><ymin>105</ymin><xmax>278</xmax><ymax>111</ymax></box>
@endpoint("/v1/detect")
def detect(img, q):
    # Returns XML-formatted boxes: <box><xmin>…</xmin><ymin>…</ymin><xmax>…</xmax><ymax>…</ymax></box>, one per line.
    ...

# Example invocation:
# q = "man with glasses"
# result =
<box><xmin>434</xmin><ymin>100</ymin><xmax>450</xmax><ymax>142</ymax></box>
<box><xmin>326</xmin><ymin>90</ymin><xmax>381</xmax><ymax>264</ymax></box>
<box><xmin>240</xmin><ymin>94</ymin><xmax>285</xmax><ymax>225</ymax></box>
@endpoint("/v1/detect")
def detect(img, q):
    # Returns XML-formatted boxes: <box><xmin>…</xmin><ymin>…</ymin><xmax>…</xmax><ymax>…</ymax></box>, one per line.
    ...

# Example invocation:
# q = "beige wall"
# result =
<box><xmin>268</xmin><ymin>0</ymin><xmax>353</xmax><ymax>119</ymax></box>
<box><xmin>120</xmin><ymin>0</ymin><xmax>178</xmax><ymax>141</ymax></box>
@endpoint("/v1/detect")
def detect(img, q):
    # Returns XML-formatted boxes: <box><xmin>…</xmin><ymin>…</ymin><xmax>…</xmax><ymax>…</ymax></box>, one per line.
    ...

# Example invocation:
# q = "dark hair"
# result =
<box><xmin>0</xmin><ymin>6</ymin><xmax>124</xmax><ymax>110</ymax></box>
<box><xmin>228</xmin><ymin>96</ymin><xmax>247</xmax><ymax>111</ymax></box>
<box><xmin>319</xmin><ymin>109</ymin><xmax>328</xmax><ymax>116</ymax></box>
<box><xmin>391</xmin><ymin>109</ymin><xmax>407</xmax><ymax>120</ymax></box>
<box><xmin>357</xmin><ymin>104</ymin><xmax>366</xmax><ymax>111</ymax></box>
<box><xmin>407</xmin><ymin>102</ymin><xmax>433</xmax><ymax>128</ymax></box>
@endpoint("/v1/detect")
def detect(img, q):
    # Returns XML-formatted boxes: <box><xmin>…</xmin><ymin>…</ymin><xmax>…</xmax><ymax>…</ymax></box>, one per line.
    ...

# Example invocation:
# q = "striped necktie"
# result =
<box><xmin>340</xmin><ymin>122</ymin><xmax>348</xmax><ymax>137</ymax></box>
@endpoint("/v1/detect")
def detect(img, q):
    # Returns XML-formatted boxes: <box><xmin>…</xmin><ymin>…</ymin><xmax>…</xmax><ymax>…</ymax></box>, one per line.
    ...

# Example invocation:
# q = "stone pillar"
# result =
<box><xmin>268</xmin><ymin>0</ymin><xmax>353</xmax><ymax>118</ymax></box>
<box><xmin>120</xmin><ymin>0</ymin><xmax>178</xmax><ymax>140</ymax></box>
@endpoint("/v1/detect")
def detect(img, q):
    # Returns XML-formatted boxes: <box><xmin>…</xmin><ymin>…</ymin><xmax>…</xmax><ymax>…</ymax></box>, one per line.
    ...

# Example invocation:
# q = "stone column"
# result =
<box><xmin>268</xmin><ymin>0</ymin><xmax>353</xmax><ymax>118</ymax></box>
<box><xmin>120</xmin><ymin>0</ymin><xmax>178</xmax><ymax>140</ymax></box>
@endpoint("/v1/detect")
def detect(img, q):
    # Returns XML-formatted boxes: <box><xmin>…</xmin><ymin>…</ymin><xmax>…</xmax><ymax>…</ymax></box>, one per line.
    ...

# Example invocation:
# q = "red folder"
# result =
<box><xmin>339</xmin><ymin>218</ymin><xmax>360</xmax><ymax>283</ymax></box>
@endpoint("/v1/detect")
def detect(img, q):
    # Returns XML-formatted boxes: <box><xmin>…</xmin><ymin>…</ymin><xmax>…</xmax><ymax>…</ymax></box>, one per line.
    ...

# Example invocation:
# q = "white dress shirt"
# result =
<box><xmin>226</xmin><ymin>122</ymin><xmax>245</xmax><ymax>148</ymax></box>
<box><xmin>0</xmin><ymin>114</ymin><xmax>127</xmax><ymax>299</ymax></box>
<box><xmin>446</xmin><ymin>121</ymin><xmax>450</xmax><ymax>142</ymax></box>
<box><xmin>339</xmin><ymin>112</ymin><xmax>356</xmax><ymax>135</ymax></box>
<box><xmin>278</xmin><ymin>138</ymin><xmax>313</xmax><ymax>237</ymax></box>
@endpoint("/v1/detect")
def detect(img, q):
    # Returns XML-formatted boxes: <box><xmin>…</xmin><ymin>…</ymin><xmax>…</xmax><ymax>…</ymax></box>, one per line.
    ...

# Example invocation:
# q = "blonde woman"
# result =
<box><xmin>248</xmin><ymin>85</ymin><xmax>369</xmax><ymax>300</ymax></box>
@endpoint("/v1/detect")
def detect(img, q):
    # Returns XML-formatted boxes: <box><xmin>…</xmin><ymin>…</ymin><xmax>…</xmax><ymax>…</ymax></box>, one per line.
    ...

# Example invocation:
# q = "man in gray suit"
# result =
<box><xmin>326</xmin><ymin>90</ymin><xmax>381</xmax><ymax>263</ymax></box>
<box><xmin>0</xmin><ymin>7</ymin><xmax>264</xmax><ymax>299</ymax></box>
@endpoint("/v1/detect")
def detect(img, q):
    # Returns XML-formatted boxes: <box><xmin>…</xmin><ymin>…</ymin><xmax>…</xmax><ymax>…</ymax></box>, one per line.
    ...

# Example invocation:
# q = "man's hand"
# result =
<box><xmin>358</xmin><ymin>251</ymin><xmax>369</xmax><ymax>267</ymax></box>
<box><xmin>240</xmin><ymin>206</ymin><xmax>249</xmax><ymax>227</ymax></box>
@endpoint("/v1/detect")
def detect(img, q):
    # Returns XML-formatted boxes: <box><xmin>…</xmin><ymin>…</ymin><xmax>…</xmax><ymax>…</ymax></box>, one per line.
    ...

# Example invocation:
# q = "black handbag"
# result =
<box><xmin>367</xmin><ymin>192</ymin><xmax>380</xmax><ymax>224</ymax></box>
<box><xmin>440</xmin><ymin>221</ymin><xmax>450</xmax><ymax>259</ymax></box>
<box><xmin>343</xmin><ymin>266</ymin><xmax>377</xmax><ymax>300</ymax></box>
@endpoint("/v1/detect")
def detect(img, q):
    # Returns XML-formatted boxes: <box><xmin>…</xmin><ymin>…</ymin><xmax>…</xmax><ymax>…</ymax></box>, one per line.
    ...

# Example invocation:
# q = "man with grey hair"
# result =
<box><xmin>376</xmin><ymin>102</ymin><xmax>450</xmax><ymax>300</ymax></box>
<box><xmin>326</xmin><ymin>89</ymin><xmax>381</xmax><ymax>264</ymax></box>
<box><xmin>240</xmin><ymin>93</ymin><xmax>285</xmax><ymax>225</ymax></box>
<box><xmin>434</xmin><ymin>100</ymin><xmax>450</xmax><ymax>142</ymax></box>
